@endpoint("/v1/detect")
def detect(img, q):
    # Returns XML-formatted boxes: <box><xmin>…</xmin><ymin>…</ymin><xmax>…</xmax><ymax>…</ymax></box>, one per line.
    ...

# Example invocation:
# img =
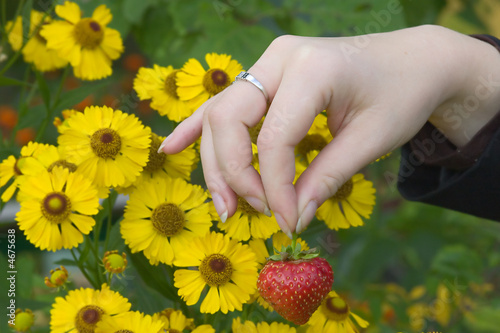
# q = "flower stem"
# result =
<box><xmin>35</xmin><ymin>66</ymin><xmax>69</xmax><ymax>142</ymax></box>
<box><xmin>71</xmin><ymin>248</ymin><xmax>98</xmax><ymax>289</ymax></box>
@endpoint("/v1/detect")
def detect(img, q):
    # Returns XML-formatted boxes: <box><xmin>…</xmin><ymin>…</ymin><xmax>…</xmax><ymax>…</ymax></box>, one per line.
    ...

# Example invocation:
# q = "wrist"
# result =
<box><xmin>429</xmin><ymin>32</ymin><xmax>500</xmax><ymax>147</ymax></box>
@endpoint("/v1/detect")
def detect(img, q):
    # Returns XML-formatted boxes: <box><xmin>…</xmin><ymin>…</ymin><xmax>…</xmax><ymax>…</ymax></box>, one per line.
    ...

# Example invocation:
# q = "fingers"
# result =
<box><xmin>205</xmin><ymin>79</ymin><xmax>272</xmax><ymax>217</ymax></box>
<box><xmin>294</xmin><ymin>114</ymin><xmax>391</xmax><ymax>233</ymax></box>
<box><xmin>257</xmin><ymin>69</ymin><xmax>330</xmax><ymax>236</ymax></box>
<box><xmin>158</xmin><ymin>100</ymin><xmax>207</xmax><ymax>154</ymax></box>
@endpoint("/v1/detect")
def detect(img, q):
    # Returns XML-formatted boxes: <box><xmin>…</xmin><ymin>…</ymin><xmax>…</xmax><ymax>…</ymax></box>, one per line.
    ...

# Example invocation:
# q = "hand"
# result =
<box><xmin>159</xmin><ymin>25</ymin><xmax>500</xmax><ymax>236</ymax></box>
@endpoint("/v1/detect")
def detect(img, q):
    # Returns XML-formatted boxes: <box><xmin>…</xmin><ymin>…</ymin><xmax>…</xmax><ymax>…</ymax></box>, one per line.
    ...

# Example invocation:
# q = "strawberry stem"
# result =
<box><xmin>291</xmin><ymin>232</ymin><xmax>298</xmax><ymax>252</ymax></box>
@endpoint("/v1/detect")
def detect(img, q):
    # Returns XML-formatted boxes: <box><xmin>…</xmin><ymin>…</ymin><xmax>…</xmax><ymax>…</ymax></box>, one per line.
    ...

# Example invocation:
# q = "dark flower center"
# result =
<box><xmin>151</xmin><ymin>203</ymin><xmax>185</xmax><ymax>237</ymax></box>
<box><xmin>165</xmin><ymin>70</ymin><xmax>180</xmax><ymax>99</ymax></box>
<box><xmin>296</xmin><ymin>134</ymin><xmax>328</xmax><ymax>160</ymax></box>
<box><xmin>323</xmin><ymin>296</ymin><xmax>350</xmax><ymax>321</ymax></box>
<box><xmin>331</xmin><ymin>180</ymin><xmax>353</xmax><ymax>202</ymax></box>
<box><xmin>48</xmin><ymin>160</ymin><xmax>78</xmax><ymax>173</ymax></box>
<box><xmin>90</xmin><ymin>128</ymin><xmax>122</xmax><ymax>159</ymax></box>
<box><xmin>41</xmin><ymin>192</ymin><xmax>71</xmax><ymax>224</ymax></box>
<box><xmin>144</xmin><ymin>133</ymin><xmax>166</xmax><ymax>173</ymax></box>
<box><xmin>203</xmin><ymin>69</ymin><xmax>230</xmax><ymax>95</ymax></box>
<box><xmin>237</xmin><ymin>197</ymin><xmax>259</xmax><ymax>216</ymax></box>
<box><xmin>199</xmin><ymin>253</ymin><xmax>233</xmax><ymax>286</ymax></box>
<box><xmin>75</xmin><ymin>305</ymin><xmax>104</xmax><ymax>333</ymax></box>
<box><xmin>73</xmin><ymin>18</ymin><xmax>104</xmax><ymax>49</ymax></box>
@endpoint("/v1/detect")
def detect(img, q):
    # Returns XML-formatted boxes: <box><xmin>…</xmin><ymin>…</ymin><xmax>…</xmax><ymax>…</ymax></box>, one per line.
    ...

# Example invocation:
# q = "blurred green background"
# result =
<box><xmin>1</xmin><ymin>0</ymin><xmax>500</xmax><ymax>332</ymax></box>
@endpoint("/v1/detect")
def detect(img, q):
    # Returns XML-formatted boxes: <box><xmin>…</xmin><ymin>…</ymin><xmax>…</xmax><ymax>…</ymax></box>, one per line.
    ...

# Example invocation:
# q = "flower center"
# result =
<box><xmin>151</xmin><ymin>203</ymin><xmax>185</xmax><ymax>237</ymax></box>
<box><xmin>90</xmin><ymin>128</ymin><xmax>122</xmax><ymax>159</ymax></box>
<box><xmin>41</xmin><ymin>192</ymin><xmax>71</xmax><ymax>224</ymax></box>
<box><xmin>75</xmin><ymin>305</ymin><xmax>104</xmax><ymax>333</ymax></box>
<box><xmin>331</xmin><ymin>179</ymin><xmax>353</xmax><ymax>202</ymax></box>
<box><xmin>237</xmin><ymin>197</ymin><xmax>259</xmax><ymax>216</ymax></box>
<box><xmin>73</xmin><ymin>18</ymin><xmax>104</xmax><ymax>49</ymax></box>
<box><xmin>199</xmin><ymin>253</ymin><xmax>233</xmax><ymax>286</ymax></box>
<box><xmin>48</xmin><ymin>159</ymin><xmax>78</xmax><ymax>173</ymax></box>
<box><xmin>296</xmin><ymin>134</ymin><xmax>328</xmax><ymax>159</ymax></box>
<box><xmin>323</xmin><ymin>296</ymin><xmax>350</xmax><ymax>321</ymax></box>
<box><xmin>203</xmin><ymin>69</ymin><xmax>229</xmax><ymax>95</ymax></box>
<box><xmin>165</xmin><ymin>70</ymin><xmax>180</xmax><ymax>99</ymax></box>
<box><xmin>144</xmin><ymin>133</ymin><xmax>166</xmax><ymax>173</ymax></box>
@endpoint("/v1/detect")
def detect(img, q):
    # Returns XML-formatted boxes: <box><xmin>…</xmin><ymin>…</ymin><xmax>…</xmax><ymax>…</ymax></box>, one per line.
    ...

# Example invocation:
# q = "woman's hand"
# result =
<box><xmin>159</xmin><ymin>25</ymin><xmax>500</xmax><ymax>237</ymax></box>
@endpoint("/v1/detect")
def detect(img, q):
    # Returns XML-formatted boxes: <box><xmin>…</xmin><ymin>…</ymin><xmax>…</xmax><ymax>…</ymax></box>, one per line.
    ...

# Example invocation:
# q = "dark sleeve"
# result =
<box><xmin>397</xmin><ymin>35</ymin><xmax>500</xmax><ymax>222</ymax></box>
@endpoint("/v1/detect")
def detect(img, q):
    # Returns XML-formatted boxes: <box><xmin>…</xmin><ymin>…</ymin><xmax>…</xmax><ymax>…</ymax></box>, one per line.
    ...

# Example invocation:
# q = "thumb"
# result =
<box><xmin>293</xmin><ymin>121</ymin><xmax>387</xmax><ymax>233</ymax></box>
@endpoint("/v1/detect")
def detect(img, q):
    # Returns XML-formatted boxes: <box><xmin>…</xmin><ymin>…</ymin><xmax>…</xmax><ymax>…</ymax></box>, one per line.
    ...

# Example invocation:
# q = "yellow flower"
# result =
<box><xmin>58</xmin><ymin>105</ymin><xmax>151</xmax><ymax>188</ymax></box>
<box><xmin>121</xmin><ymin>176</ymin><xmax>212</xmax><ymax>265</ymax></box>
<box><xmin>50</xmin><ymin>284</ymin><xmax>131</xmax><ymax>333</ymax></box>
<box><xmin>177</xmin><ymin>53</ymin><xmax>242</xmax><ymax>109</ymax></box>
<box><xmin>40</xmin><ymin>1</ymin><xmax>124</xmax><ymax>80</ymax></box>
<box><xmin>232</xmin><ymin>318</ymin><xmax>297</xmax><ymax>333</ymax></box>
<box><xmin>95</xmin><ymin>311</ymin><xmax>163</xmax><ymax>333</ymax></box>
<box><xmin>0</xmin><ymin>142</ymin><xmax>50</xmax><ymax>202</ymax></box>
<box><xmin>54</xmin><ymin>109</ymin><xmax>81</xmax><ymax>134</ymax></box>
<box><xmin>16</xmin><ymin>167</ymin><xmax>99</xmax><ymax>251</ymax></box>
<box><xmin>134</xmin><ymin>65</ymin><xmax>194</xmax><ymax>121</ymax></box>
<box><xmin>306</xmin><ymin>291</ymin><xmax>369</xmax><ymax>333</ymax></box>
<box><xmin>174</xmin><ymin>231</ymin><xmax>258</xmax><ymax>314</ymax></box>
<box><xmin>192</xmin><ymin>325</ymin><xmax>216</xmax><ymax>333</ymax></box>
<box><xmin>135</xmin><ymin>131</ymin><xmax>198</xmax><ymax>184</ymax></box>
<box><xmin>316</xmin><ymin>173</ymin><xmax>376</xmax><ymax>230</ymax></box>
<box><xmin>217</xmin><ymin>197</ymin><xmax>279</xmax><ymax>241</ymax></box>
<box><xmin>295</xmin><ymin>113</ymin><xmax>333</xmax><ymax>166</ymax></box>
<box><xmin>8</xmin><ymin>309</ymin><xmax>35</xmax><ymax>332</ymax></box>
<box><xmin>151</xmin><ymin>309</ymin><xmax>194</xmax><ymax>331</ymax></box>
<box><xmin>5</xmin><ymin>11</ymin><xmax>68</xmax><ymax>71</ymax></box>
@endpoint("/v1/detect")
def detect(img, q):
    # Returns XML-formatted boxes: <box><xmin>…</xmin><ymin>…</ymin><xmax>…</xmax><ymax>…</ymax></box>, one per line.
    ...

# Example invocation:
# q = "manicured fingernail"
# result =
<box><xmin>243</xmin><ymin>196</ymin><xmax>270</xmax><ymax>216</ymax></box>
<box><xmin>211</xmin><ymin>192</ymin><xmax>228</xmax><ymax>223</ymax></box>
<box><xmin>157</xmin><ymin>135</ymin><xmax>172</xmax><ymax>154</ymax></box>
<box><xmin>296</xmin><ymin>200</ymin><xmax>318</xmax><ymax>234</ymax></box>
<box><xmin>274</xmin><ymin>213</ymin><xmax>292</xmax><ymax>239</ymax></box>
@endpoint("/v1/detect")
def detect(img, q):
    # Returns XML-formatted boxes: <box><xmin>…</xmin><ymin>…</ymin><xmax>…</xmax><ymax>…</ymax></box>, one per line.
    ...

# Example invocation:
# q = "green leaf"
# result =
<box><xmin>400</xmin><ymin>0</ymin><xmax>446</xmax><ymax>26</ymax></box>
<box><xmin>0</xmin><ymin>76</ymin><xmax>31</xmax><ymax>86</ymax></box>
<box><xmin>126</xmin><ymin>249</ymin><xmax>180</xmax><ymax>301</ymax></box>
<box><xmin>54</xmin><ymin>259</ymin><xmax>79</xmax><ymax>267</ymax></box>
<box><xmin>35</xmin><ymin>71</ymin><xmax>51</xmax><ymax>110</ymax></box>
<box><xmin>430</xmin><ymin>244</ymin><xmax>482</xmax><ymax>282</ymax></box>
<box><xmin>123</xmin><ymin>0</ymin><xmax>158</xmax><ymax>24</ymax></box>
<box><xmin>465</xmin><ymin>306</ymin><xmax>500</xmax><ymax>332</ymax></box>
<box><xmin>54</xmin><ymin>80</ymin><xmax>110</xmax><ymax>111</ymax></box>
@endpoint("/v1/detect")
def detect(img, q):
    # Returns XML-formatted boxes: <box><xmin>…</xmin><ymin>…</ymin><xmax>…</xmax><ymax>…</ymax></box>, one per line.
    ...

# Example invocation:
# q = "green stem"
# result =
<box><xmin>291</xmin><ymin>232</ymin><xmax>298</xmax><ymax>252</ymax></box>
<box><xmin>71</xmin><ymin>248</ymin><xmax>98</xmax><ymax>288</ymax></box>
<box><xmin>103</xmin><ymin>190</ymin><xmax>117</xmax><ymax>252</ymax></box>
<box><xmin>35</xmin><ymin>66</ymin><xmax>69</xmax><ymax>142</ymax></box>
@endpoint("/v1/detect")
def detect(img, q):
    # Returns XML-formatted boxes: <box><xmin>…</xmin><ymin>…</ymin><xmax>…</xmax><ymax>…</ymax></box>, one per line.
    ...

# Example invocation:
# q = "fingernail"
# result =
<box><xmin>274</xmin><ymin>213</ymin><xmax>292</xmax><ymax>239</ymax></box>
<box><xmin>296</xmin><ymin>200</ymin><xmax>318</xmax><ymax>234</ymax></box>
<box><xmin>211</xmin><ymin>192</ymin><xmax>228</xmax><ymax>223</ymax></box>
<box><xmin>243</xmin><ymin>196</ymin><xmax>271</xmax><ymax>216</ymax></box>
<box><xmin>157</xmin><ymin>135</ymin><xmax>172</xmax><ymax>154</ymax></box>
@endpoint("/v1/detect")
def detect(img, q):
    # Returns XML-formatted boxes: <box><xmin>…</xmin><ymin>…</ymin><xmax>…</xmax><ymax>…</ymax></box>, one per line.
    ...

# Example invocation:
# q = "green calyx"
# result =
<box><xmin>268</xmin><ymin>232</ymin><xmax>320</xmax><ymax>261</ymax></box>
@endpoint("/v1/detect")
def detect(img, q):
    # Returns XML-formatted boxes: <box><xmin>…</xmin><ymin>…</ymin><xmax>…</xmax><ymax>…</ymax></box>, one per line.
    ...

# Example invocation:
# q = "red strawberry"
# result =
<box><xmin>257</xmin><ymin>242</ymin><xmax>334</xmax><ymax>325</ymax></box>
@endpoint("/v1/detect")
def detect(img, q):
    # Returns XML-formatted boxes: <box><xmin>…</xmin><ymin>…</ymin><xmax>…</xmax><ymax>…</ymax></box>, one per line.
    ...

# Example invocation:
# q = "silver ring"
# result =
<box><xmin>234</xmin><ymin>71</ymin><xmax>269</xmax><ymax>105</ymax></box>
